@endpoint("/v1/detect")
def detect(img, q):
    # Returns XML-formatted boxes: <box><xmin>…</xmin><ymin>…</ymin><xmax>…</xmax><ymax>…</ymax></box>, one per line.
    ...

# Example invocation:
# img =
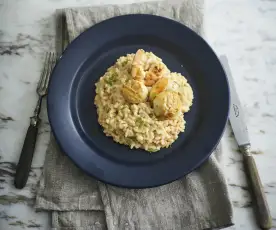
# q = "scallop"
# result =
<box><xmin>149</xmin><ymin>77</ymin><xmax>169</xmax><ymax>102</ymax></box>
<box><xmin>121</xmin><ymin>79</ymin><xmax>148</xmax><ymax>104</ymax></box>
<box><xmin>131</xmin><ymin>49</ymin><xmax>147</xmax><ymax>81</ymax></box>
<box><xmin>149</xmin><ymin>73</ymin><xmax>194</xmax><ymax>112</ymax></box>
<box><xmin>177</xmin><ymin>83</ymin><xmax>193</xmax><ymax>112</ymax></box>
<box><xmin>153</xmin><ymin>90</ymin><xmax>182</xmax><ymax>119</ymax></box>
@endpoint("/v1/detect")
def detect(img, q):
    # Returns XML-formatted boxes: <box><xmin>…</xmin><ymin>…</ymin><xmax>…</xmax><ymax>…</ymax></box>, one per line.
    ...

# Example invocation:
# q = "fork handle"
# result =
<box><xmin>14</xmin><ymin>117</ymin><xmax>40</xmax><ymax>189</ymax></box>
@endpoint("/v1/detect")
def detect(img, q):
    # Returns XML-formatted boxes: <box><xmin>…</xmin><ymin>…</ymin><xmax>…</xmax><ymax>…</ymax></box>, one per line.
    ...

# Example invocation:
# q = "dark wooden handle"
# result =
<box><xmin>243</xmin><ymin>154</ymin><xmax>272</xmax><ymax>229</ymax></box>
<box><xmin>14</xmin><ymin>121</ymin><xmax>39</xmax><ymax>189</ymax></box>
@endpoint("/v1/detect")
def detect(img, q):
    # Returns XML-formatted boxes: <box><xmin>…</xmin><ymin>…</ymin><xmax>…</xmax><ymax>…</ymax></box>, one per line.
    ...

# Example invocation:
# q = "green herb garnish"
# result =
<box><xmin>121</xmin><ymin>60</ymin><xmax>128</xmax><ymax>67</ymax></box>
<box><xmin>147</xmin><ymin>148</ymin><xmax>158</xmax><ymax>152</ymax></box>
<box><xmin>125</xmin><ymin>136</ymin><xmax>136</xmax><ymax>145</ymax></box>
<box><xmin>105</xmin><ymin>73</ymin><xmax>118</xmax><ymax>86</ymax></box>
<box><xmin>135</xmin><ymin>117</ymin><xmax>145</xmax><ymax>128</ymax></box>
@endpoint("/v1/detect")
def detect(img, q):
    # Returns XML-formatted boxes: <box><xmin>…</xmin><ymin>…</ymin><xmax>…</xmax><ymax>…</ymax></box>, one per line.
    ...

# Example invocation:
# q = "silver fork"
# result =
<box><xmin>14</xmin><ymin>52</ymin><xmax>56</xmax><ymax>189</ymax></box>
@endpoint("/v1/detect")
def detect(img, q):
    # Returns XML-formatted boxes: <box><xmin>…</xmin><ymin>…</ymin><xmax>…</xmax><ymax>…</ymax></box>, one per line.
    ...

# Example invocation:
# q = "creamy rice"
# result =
<box><xmin>94</xmin><ymin>52</ymin><xmax>192</xmax><ymax>152</ymax></box>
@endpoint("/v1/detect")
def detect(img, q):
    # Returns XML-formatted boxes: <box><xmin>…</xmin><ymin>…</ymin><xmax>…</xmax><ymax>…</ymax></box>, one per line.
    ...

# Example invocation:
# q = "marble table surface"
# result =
<box><xmin>1</xmin><ymin>0</ymin><xmax>276</xmax><ymax>229</ymax></box>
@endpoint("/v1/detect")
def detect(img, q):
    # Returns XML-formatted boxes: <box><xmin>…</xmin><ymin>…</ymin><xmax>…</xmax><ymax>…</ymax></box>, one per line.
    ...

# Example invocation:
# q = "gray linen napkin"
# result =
<box><xmin>35</xmin><ymin>1</ymin><xmax>234</xmax><ymax>229</ymax></box>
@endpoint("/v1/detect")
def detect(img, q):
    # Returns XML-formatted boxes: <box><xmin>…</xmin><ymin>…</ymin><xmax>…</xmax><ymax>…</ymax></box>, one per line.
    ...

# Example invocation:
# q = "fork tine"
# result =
<box><xmin>40</xmin><ymin>53</ymin><xmax>51</xmax><ymax>93</ymax></box>
<box><xmin>44</xmin><ymin>52</ymin><xmax>56</xmax><ymax>92</ymax></box>
<box><xmin>37</xmin><ymin>52</ymin><xmax>56</xmax><ymax>95</ymax></box>
<box><xmin>37</xmin><ymin>52</ymin><xmax>49</xmax><ymax>90</ymax></box>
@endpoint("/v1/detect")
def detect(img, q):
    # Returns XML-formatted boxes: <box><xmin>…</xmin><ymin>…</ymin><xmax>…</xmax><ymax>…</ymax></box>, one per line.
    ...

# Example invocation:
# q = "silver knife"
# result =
<box><xmin>220</xmin><ymin>55</ymin><xmax>272</xmax><ymax>229</ymax></box>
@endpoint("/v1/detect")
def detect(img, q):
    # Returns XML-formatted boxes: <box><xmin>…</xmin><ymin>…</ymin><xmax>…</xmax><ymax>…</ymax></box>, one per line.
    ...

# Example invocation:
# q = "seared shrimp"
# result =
<box><xmin>131</xmin><ymin>49</ymin><xmax>147</xmax><ymax>81</ymax></box>
<box><xmin>144</xmin><ymin>62</ymin><xmax>169</xmax><ymax>86</ymax></box>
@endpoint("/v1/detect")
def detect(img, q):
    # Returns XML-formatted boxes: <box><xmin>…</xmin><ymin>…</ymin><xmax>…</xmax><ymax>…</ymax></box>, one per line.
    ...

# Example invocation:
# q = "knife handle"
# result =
<box><xmin>14</xmin><ymin>117</ymin><xmax>39</xmax><ymax>189</ymax></box>
<box><xmin>243</xmin><ymin>154</ymin><xmax>272</xmax><ymax>229</ymax></box>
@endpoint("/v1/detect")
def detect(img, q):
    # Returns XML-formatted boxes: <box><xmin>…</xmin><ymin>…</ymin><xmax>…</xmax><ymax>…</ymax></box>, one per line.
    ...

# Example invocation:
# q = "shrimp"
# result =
<box><xmin>131</xmin><ymin>49</ymin><xmax>147</xmax><ymax>81</ymax></box>
<box><xmin>144</xmin><ymin>62</ymin><xmax>169</xmax><ymax>86</ymax></box>
<box><xmin>131</xmin><ymin>49</ymin><xmax>169</xmax><ymax>86</ymax></box>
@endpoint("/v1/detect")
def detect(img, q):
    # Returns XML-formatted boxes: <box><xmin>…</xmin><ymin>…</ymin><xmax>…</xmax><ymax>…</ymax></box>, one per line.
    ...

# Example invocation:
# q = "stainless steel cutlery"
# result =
<box><xmin>14</xmin><ymin>52</ymin><xmax>56</xmax><ymax>189</ymax></box>
<box><xmin>220</xmin><ymin>55</ymin><xmax>272</xmax><ymax>229</ymax></box>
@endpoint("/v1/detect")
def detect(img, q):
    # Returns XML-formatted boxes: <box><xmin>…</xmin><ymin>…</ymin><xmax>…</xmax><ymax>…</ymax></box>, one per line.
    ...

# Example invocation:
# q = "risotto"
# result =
<box><xmin>94</xmin><ymin>50</ymin><xmax>193</xmax><ymax>152</ymax></box>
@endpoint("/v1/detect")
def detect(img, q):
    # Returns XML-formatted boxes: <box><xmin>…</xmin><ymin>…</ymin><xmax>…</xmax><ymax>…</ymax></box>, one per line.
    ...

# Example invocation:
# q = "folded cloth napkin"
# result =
<box><xmin>35</xmin><ymin>1</ymin><xmax>234</xmax><ymax>229</ymax></box>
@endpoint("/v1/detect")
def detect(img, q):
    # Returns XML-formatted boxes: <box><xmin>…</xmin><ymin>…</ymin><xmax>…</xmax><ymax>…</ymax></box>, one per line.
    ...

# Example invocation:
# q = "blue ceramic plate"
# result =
<box><xmin>48</xmin><ymin>15</ymin><xmax>229</xmax><ymax>188</ymax></box>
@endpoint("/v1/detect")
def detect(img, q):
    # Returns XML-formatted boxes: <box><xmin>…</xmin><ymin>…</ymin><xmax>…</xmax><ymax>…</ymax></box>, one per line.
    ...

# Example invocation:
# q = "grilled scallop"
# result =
<box><xmin>149</xmin><ymin>73</ymin><xmax>194</xmax><ymax>112</ymax></box>
<box><xmin>177</xmin><ymin>83</ymin><xmax>193</xmax><ymax>112</ymax></box>
<box><xmin>169</xmin><ymin>73</ymin><xmax>193</xmax><ymax>112</ymax></box>
<box><xmin>121</xmin><ymin>79</ymin><xmax>148</xmax><ymax>104</ymax></box>
<box><xmin>149</xmin><ymin>77</ymin><xmax>169</xmax><ymax>102</ymax></box>
<box><xmin>153</xmin><ymin>90</ymin><xmax>182</xmax><ymax>119</ymax></box>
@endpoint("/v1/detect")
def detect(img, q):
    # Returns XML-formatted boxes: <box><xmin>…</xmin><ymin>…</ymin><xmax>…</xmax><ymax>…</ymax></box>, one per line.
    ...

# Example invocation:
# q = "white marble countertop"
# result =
<box><xmin>0</xmin><ymin>0</ymin><xmax>276</xmax><ymax>229</ymax></box>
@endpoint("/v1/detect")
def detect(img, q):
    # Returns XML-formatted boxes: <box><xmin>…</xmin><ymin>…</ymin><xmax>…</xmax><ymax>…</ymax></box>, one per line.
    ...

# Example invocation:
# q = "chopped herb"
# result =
<box><xmin>103</xmin><ymin>105</ymin><xmax>110</xmax><ymax>112</ymax></box>
<box><xmin>126</xmin><ymin>137</ymin><xmax>136</xmax><ymax>145</ymax></box>
<box><xmin>105</xmin><ymin>80</ymin><xmax>112</xmax><ymax>86</ymax></box>
<box><xmin>147</xmin><ymin>148</ymin><xmax>158</xmax><ymax>152</ymax></box>
<box><xmin>135</xmin><ymin>117</ymin><xmax>145</xmax><ymax>128</ymax></box>
<box><xmin>105</xmin><ymin>73</ymin><xmax>118</xmax><ymax>86</ymax></box>
<box><xmin>121</xmin><ymin>60</ymin><xmax>128</xmax><ymax>67</ymax></box>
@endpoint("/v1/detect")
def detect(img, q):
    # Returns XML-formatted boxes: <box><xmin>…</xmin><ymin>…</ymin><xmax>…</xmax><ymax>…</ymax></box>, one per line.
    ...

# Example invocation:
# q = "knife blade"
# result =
<box><xmin>220</xmin><ymin>55</ymin><xmax>272</xmax><ymax>229</ymax></box>
<box><xmin>220</xmin><ymin>56</ymin><xmax>250</xmax><ymax>147</ymax></box>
